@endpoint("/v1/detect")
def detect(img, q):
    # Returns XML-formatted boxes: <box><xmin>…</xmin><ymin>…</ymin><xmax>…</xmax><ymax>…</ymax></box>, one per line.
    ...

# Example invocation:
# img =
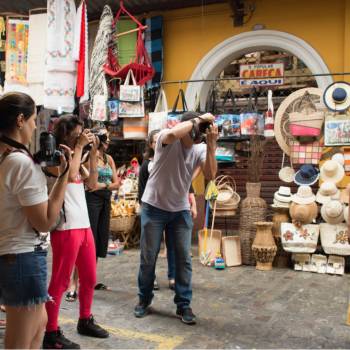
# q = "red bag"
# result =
<box><xmin>103</xmin><ymin>1</ymin><xmax>155</xmax><ymax>86</ymax></box>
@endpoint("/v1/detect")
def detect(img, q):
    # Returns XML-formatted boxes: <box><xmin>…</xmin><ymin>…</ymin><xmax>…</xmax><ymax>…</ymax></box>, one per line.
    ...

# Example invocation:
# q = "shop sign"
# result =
<box><xmin>239</xmin><ymin>63</ymin><xmax>284</xmax><ymax>86</ymax></box>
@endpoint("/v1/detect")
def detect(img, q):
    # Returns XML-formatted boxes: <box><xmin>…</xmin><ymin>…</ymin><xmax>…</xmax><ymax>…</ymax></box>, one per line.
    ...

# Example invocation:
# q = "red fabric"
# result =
<box><xmin>76</xmin><ymin>1</ymin><xmax>86</xmax><ymax>98</ymax></box>
<box><xmin>103</xmin><ymin>3</ymin><xmax>155</xmax><ymax>86</ymax></box>
<box><xmin>46</xmin><ymin>228</ymin><xmax>96</xmax><ymax>331</ymax></box>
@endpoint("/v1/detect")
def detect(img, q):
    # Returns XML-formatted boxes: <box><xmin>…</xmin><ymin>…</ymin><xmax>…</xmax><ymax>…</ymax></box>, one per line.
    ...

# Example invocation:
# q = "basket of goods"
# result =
<box><xmin>212</xmin><ymin>175</ymin><xmax>240</xmax><ymax>216</ymax></box>
<box><xmin>110</xmin><ymin>199</ymin><xmax>136</xmax><ymax>233</ymax></box>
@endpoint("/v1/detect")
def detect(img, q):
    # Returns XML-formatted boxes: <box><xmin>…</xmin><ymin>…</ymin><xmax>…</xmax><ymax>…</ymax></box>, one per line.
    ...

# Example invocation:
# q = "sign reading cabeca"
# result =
<box><xmin>239</xmin><ymin>63</ymin><xmax>284</xmax><ymax>86</ymax></box>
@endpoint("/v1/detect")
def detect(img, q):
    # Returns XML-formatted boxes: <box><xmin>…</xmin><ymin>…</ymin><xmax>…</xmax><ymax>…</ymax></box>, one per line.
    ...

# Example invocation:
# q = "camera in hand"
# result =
<box><xmin>34</xmin><ymin>132</ymin><xmax>62</xmax><ymax>167</ymax></box>
<box><xmin>83</xmin><ymin>128</ymin><xmax>107</xmax><ymax>153</ymax></box>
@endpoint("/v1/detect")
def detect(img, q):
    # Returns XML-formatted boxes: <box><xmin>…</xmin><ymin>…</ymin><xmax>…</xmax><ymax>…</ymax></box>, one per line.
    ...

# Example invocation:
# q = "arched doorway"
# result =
<box><xmin>185</xmin><ymin>30</ymin><xmax>332</xmax><ymax>108</ymax></box>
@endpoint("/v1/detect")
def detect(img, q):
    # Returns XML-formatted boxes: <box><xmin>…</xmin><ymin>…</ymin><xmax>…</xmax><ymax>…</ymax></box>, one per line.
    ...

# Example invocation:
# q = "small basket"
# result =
<box><xmin>110</xmin><ymin>215</ymin><xmax>136</xmax><ymax>233</ymax></box>
<box><xmin>212</xmin><ymin>175</ymin><xmax>240</xmax><ymax>211</ymax></box>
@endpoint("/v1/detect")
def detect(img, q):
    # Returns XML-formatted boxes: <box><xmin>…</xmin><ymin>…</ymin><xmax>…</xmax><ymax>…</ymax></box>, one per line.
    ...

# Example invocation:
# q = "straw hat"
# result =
<box><xmin>274</xmin><ymin>186</ymin><xmax>292</xmax><ymax>203</ymax></box>
<box><xmin>271</xmin><ymin>198</ymin><xmax>290</xmax><ymax>209</ymax></box>
<box><xmin>323</xmin><ymin>81</ymin><xmax>350</xmax><ymax>112</ymax></box>
<box><xmin>320</xmin><ymin>160</ymin><xmax>345</xmax><ymax>184</ymax></box>
<box><xmin>291</xmin><ymin>185</ymin><xmax>316</xmax><ymax>205</ymax></box>
<box><xmin>316</xmin><ymin>181</ymin><xmax>340</xmax><ymax>204</ymax></box>
<box><xmin>344</xmin><ymin>205</ymin><xmax>349</xmax><ymax>224</ymax></box>
<box><xmin>332</xmin><ymin>153</ymin><xmax>345</xmax><ymax>166</ymax></box>
<box><xmin>340</xmin><ymin>184</ymin><xmax>350</xmax><ymax>204</ymax></box>
<box><xmin>321</xmin><ymin>200</ymin><xmax>344</xmax><ymax>224</ymax></box>
<box><xmin>294</xmin><ymin>164</ymin><xmax>320</xmax><ymax>186</ymax></box>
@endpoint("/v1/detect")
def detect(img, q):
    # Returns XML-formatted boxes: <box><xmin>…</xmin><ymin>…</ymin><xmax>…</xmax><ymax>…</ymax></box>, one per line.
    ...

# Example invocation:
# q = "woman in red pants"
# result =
<box><xmin>43</xmin><ymin>115</ymin><xmax>109</xmax><ymax>349</ymax></box>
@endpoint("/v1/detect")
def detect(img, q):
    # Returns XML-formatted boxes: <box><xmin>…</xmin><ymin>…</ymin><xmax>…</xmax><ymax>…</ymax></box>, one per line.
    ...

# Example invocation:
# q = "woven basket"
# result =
<box><xmin>110</xmin><ymin>215</ymin><xmax>136</xmax><ymax>233</ymax></box>
<box><xmin>214</xmin><ymin>175</ymin><xmax>240</xmax><ymax>208</ymax></box>
<box><xmin>239</xmin><ymin>183</ymin><xmax>267</xmax><ymax>265</ymax></box>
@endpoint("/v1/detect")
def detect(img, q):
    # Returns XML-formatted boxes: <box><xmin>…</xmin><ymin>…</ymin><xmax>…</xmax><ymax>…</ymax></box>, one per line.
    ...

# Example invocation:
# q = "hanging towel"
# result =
<box><xmin>27</xmin><ymin>13</ymin><xmax>47</xmax><ymax>105</ymax></box>
<box><xmin>89</xmin><ymin>5</ymin><xmax>113</xmax><ymax>103</ymax></box>
<box><xmin>75</xmin><ymin>0</ymin><xmax>89</xmax><ymax>102</ymax></box>
<box><xmin>44</xmin><ymin>0</ymin><xmax>76</xmax><ymax>112</ymax></box>
<box><xmin>145</xmin><ymin>16</ymin><xmax>163</xmax><ymax>88</ymax></box>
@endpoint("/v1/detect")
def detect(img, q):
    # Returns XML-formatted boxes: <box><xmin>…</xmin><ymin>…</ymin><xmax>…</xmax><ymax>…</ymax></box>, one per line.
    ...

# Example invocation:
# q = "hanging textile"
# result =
<box><xmin>103</xmin><ymin>1</ymin><xmax>155</xmax><ymax>86</ymax></box>
<box><xmin>44</xmin><ymin>0</ymin><xmax>76</xmax><ymax>112</ymax></box>
<box><xmin>89</xmin><ymin>5</ymin><xmax>113</xmax><ymax>109</ymax></box>
<box><xmin>74</xmin><ymin>0</ymin><xmax>89</xmax><ymax>102</ymax></box>
<box><xmin>5</xmin><ymin>19</ymin><xmax>29</xmax><ymax>85</ymax></box>
<box><xmin>27</xmin><ymin>13</ymin><xmax>47</xmax><ymax>105</ymax></box>
<box><xmin>117</xmin><ymin>20</ymin><xmax>137</xmax><ymax>65</ymax></box>
<box><xmin>145</xmin><ymin>16</ymin><xmax>163</xmax><ymax>88</ymax></box>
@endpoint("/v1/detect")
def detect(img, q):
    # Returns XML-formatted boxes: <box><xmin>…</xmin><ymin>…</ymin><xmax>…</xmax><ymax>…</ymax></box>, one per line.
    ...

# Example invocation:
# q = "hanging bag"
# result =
<box><xmin>148</xmin><ymin>88</ymin><xmax>168</xmax><ymax>134</ymax></box>
<box><xmin>278</xmin><ymin>152</ymin><xmax>295</xmax><ymax>183</ymax></box>
<box><xmin>119</xmin><ymin>69</ymin><xmax>141</xmax><ymax>102</ymax></box>
<box><xmin>215</xmin><ymin>88</ymin><xmax>240</xmax><ymax>138</ymax></box>
<box><xmin>91</xmin><ymin>82</ymin><xmax>109</xmax><ymax>121</ymax></box>
<box><xmin>264</xmin><ymin>90</ymin><xmax>275</xmax><ymax>138</ymax></box>
<box><xmin>324</xmin><ymin>112</ymin><xmax>350</xmax><ymax>146</ymax></box>
<box><xmin>167</xmin><ymin>88</ymin><xmax>188</xmax><ymax>129</ymax></box>
<box><xmin>240</xmin><ymin>89</ymin><xmax>264</xmax><ymax>136</ymax></box>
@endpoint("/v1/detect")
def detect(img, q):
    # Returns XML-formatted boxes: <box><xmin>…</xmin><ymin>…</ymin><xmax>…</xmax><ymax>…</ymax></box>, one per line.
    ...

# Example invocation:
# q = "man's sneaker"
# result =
<box><xmin>77</xmin><ymin>315</ymin><xmax>109</xmax><ymax>338</ymax></box>
<box><xmin>134</xmin><ymin>300</ymin><xmax>151</xmax><ymax>318</ymax></box>
<box><xmin>43</xmin><ymin>328</ymin><xmax>80</xmax><ymax>349</ymax></box>
<box><xmin>176</xmin><ymin>307</ymin><xmax>196</xmax><ymax>325</ymax></box>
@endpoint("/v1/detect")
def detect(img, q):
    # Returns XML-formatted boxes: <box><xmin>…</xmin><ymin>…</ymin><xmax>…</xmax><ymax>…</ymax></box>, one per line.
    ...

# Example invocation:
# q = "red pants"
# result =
<box><xmin>46</xmin><ymin>228</ymin><xmax>96</xmax><ymax>332</ymax></box>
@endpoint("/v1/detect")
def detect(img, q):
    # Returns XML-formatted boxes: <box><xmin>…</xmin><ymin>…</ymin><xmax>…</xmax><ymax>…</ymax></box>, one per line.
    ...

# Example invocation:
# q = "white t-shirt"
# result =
<box><xmin>55</xmin><ymin>174</ymin><xmax>90</xmax><ymax>231</ymax></box>
<box><xmin>0</xmin><ymin>151</ymin><xmax>48</xmax><ymax>255</ymax></box>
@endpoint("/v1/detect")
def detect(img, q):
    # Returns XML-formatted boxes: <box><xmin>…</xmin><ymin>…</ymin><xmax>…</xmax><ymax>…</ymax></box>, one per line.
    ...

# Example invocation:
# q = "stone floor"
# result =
<box><xmin>1</xmin><ymin>247</ymin><xmax>350</xmax><ymax>349</ymax></box>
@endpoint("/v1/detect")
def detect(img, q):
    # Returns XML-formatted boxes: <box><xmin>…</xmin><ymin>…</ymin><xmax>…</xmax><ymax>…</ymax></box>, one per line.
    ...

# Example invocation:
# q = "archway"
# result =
<box><xmin>185</xmin><ymin>30</ymin><xmax>332</xmax><ymax>109</ymax></box>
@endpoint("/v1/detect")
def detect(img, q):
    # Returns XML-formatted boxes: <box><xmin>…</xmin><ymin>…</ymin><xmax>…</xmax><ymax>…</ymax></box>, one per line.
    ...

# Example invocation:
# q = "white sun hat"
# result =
<box><xmin>316</xmin><ymin>181</ymin><xmax>340</xmax><ymax>204</ymax></box>
<box><xmin>274</xmin><ymin>186</ymin><xmax>292</xmax><ymax>203</ymax></box>
<box><xmin>320</xmin><ymin>160</ymin><xmax>345</xmax><ymax>184</ymax></box>
<box><xmin>321</xmin><ymin>200</ymin><xmax>345</xmax><ymax>224</ymax></box>
<box><xmin>291</xmin><ymin>185</ymin><xmax>316</xmax><ymax>205</ymax></box>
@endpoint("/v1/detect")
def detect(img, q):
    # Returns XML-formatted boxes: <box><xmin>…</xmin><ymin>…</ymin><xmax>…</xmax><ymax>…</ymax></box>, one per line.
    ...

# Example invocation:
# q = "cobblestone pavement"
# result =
<box><xmin>1</xmin><ymin>248</ymin><xmax>350</xmax><ymax>348</ymax></box>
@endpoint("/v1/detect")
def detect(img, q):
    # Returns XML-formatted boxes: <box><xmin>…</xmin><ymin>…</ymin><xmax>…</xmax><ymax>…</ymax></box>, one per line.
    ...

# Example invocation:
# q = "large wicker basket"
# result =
<box><xmin>110</xmin><ymin>215</ymin><xmax>136</xmax><ymax>233</ymax></box>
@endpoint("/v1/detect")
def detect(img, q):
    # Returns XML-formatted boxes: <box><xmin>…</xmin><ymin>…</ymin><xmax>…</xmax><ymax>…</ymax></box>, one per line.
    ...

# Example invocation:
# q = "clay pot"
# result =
<box><xmin>289</xmin><ymin>202</ymin><xmax>318</xmax><ymax>225</ymax></box>
<box><xmin>252</xmin><ymin>221</ymin><xmax>277</xmax><ymax>271</ymax></box>
<box><xmin>271</xmin><ymin>207</ymin><xmax>290</xmax><ymax>239</ymax></box>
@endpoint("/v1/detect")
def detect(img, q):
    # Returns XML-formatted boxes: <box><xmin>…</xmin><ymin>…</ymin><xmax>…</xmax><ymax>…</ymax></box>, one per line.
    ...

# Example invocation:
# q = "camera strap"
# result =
<box><xmin>0</xmin><ymin>135</ymin><xmax>34</xmax><ymax>161</ymax></box>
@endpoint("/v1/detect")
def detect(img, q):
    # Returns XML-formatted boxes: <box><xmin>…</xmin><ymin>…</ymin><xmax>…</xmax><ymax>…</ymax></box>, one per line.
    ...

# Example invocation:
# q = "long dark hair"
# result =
<box><xmin>143</xmin><ymin>129</ymin><xmax>160</xmax><ymax>160</ymax></box>
<box><xmin>0</xmin><ymin>92</ymin><xmax>35</xmax><ymax>133</ymax></box>
<box><xmin>53</xmin><ymin>115</ymin><xmax>83</xmax><ymax>146</ymax></box>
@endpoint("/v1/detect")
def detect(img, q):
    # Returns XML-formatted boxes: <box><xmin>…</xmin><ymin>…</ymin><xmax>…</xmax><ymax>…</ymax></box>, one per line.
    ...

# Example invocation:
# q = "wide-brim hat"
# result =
<box><xmin>274</xmin><ymin>186</ymin><xmax>292</xmax><ymax>203</ymax></box>
<box><xmin>321</xmin><ymin>200</ymin><xmax>344</xmax><ymax>224</ymax></box>
<box><xmin>291</xmin><ymin>185</ymin><xmax>316</xmax><ymax>205</ymax></box>
<box><xmin>294</xmin><ymin>164</ymin><xmax>320</xmax><ymax>186</ymax></box>
<box><xmin>320</xmin><ymin>160</ymin><xmax>345</xmax><ymax>184</ymax></box>
<box><xmin>316</xmin><ymin>181</ymin><xmax>340</xmax><ymax>204</ymax></box>
<box><xmin>323</xmin><ymin>81</ymin><xmax>350</xmax><ymax>112</ymax></box>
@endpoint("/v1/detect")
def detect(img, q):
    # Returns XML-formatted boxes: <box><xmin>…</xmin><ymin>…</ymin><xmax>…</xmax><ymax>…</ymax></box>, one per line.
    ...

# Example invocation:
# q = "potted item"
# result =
<box><xmin>290</xmin><ymin>186</ymin><xmax>318</xmax><ymax>225</ymax></box>
<box><xmin>239</xmin><ymin>136</ymin><xmax>268</xmax><ymax>265</ymax></box>
<box><xmin>251</xmin><ymin>222</ymin><xmax>277</xmax><ymax>271</ymax></box>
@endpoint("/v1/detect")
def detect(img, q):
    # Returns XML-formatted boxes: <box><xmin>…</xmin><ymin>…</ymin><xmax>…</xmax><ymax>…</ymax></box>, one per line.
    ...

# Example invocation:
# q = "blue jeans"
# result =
<box><xmin>138</xmin><ymin>203</ymin><xmax>193</xmax><ymax>309</ymax></box>
<box><xmin>165</xmin><ymin>229</ymin><xmax>175</xmax><ymax>280</ymax></box>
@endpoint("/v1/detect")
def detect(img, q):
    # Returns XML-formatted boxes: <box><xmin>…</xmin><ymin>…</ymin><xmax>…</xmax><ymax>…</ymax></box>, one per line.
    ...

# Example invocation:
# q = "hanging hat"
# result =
<box><xmin>316</xmin><ymin>181</ymin><xmax>340</xmax><ymax>204</ymax></box>
<box><xmin>321</xmin><ymin>200</ymin><xmax>344</xmax><ymax>224</ymax></box>
<box><xmin>274</xmin><ymin>186</ymin><xmax>292</xmax><ymax>203</ymax></box>
<box><xmin>323</xmin><ymin>82</ymin><xmax>350</xmax><ymax>112</ymax></box>
<box><xmin>320</xmin><ymin>160</ymin><xmax>345</xmax><ymax>184</ymax></box>
<box><xmin>332</xmin><ymin>153</ymin><xmax>345</xmax><ymax>166</ymax></box>
<box><xmin>291</xmin><ymin>185</ymin><xmax>316</xmax><ymax>205</ymax></box>
<box><xmin>294</xmin><ymin>164</ymin><xmax>320</xmax><ymax>186</ymax></box>
<box><xmin>344</xmin><ymin>205</ymin><xmax>349</xmax><ymax>224</ymax></box>
<box><xmin>271</xmin><ymin>198</ymin><xmax>290</xmax><ymax>209</ymax></box>
<box><xmin>340</xmin><ymin>184</ymin><xmax>350</xmax><ymax>204</ymax></box>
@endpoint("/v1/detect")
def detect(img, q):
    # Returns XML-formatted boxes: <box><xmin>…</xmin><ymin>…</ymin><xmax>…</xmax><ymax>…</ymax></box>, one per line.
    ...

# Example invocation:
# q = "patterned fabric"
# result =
<box><xmin>0</xmin><ymin>17</ymin><xmax>6</xmax><ymax>87</ymax></box>
<box><xmin>290</xmin><ymin>139</ymin><xmax>323</xmax><ymax>165</ymax></box>
<box><xmin>145</xmin><ymin>16</ymin><xmax>163</xmax><ymax>87</ymax></box>
<box><xmin>98</xmin><ymin>164</ymin><xmax>113</xmax><ymax>184</ymax></box>
<box><xmin>44</xmin><ymin>0</ymin><xmax>76</xmax><ymax>112</ymax></box>
<box><xmin>5</xmin><ymin>19</ymin><xmax>29</xmax><ymax>84</ymax></box>
<box><xmin>89</xmin><ymin>5</ymin><xmax>114</xmax><ymax>111</ymax></box>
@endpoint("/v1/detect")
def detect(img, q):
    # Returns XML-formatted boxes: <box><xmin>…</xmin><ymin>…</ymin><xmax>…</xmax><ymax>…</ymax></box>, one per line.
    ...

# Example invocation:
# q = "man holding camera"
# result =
<box><xmin>135</xmin><ymin>111</ymin><xmax>218</xmax><ymax>325</ymax></box>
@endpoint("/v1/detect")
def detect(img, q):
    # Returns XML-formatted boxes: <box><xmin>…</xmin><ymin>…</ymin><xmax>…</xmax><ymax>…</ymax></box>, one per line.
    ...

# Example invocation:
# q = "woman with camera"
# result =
<box><xmin>0</xmin><ymin>92</ymin><xmax>71</xmax><ymax>349</ymax></box>
<box><xmin>43</xmin><ymin>115</ymin><xmax>109</xmax><ymax>349</ymax></box>
<box><xmin>85</xmin><ymin>128</ymin><xmax>121</xmax><ymax>291</ymax></box>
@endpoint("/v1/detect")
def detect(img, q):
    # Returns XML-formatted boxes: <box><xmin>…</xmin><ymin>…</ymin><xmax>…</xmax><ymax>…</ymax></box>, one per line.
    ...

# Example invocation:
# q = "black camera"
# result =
<box><xmin>34</xmin><ymin>132</ymin><xmax>62</xmax><ymax>167</ymax></box>
<box><xmin>91</xmin><ymin>128</ymin><xmax>108</xmax><ymax>144</ymax></box>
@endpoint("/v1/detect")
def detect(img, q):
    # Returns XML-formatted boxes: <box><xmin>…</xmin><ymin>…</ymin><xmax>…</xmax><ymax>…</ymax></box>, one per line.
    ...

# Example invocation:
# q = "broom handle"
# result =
<box><xmin>209</xmin><ymin>200</ymin><xmax>217</xmax><ymax>243</ymax></box>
